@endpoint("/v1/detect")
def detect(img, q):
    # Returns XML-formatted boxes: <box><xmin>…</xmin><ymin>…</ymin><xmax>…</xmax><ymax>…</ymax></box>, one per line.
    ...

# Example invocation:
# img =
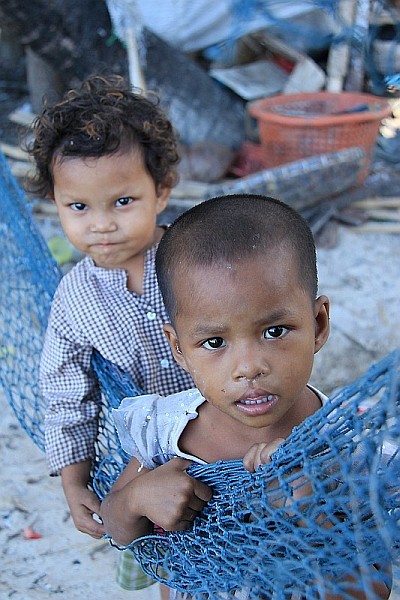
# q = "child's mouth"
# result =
<box><xmin>235</xmin><ymin>390</ymin><xmax>279</xmax><ymax>416</ymax></box>
<box><xmin>238</xmin><ymin>394</ymin><xmax>277</xmax><ymax>405</ymax></box>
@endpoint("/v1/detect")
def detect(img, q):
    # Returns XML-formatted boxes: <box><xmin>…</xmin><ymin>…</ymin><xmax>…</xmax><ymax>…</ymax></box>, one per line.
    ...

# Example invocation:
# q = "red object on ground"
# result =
<box><xmin>23</xmin><ymin>525</ymin><xmax>42</xmax><ymax>539</ymax></box>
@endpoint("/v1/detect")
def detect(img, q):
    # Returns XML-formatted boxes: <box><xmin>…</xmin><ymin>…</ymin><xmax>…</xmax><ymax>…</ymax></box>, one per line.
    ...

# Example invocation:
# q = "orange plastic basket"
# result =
<box><xmin>248</xmin><ymin>92</ymin><xmax>391</xmax><ymax>181</ymax></box>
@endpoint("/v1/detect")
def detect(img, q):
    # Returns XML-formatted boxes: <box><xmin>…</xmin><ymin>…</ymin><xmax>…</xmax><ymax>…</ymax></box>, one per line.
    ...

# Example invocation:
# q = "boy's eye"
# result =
<box><xmin>202</xmin><ymin>337</ymin><xmax>226</xmax><ymax>350</ymax></box>
<box><xmin>115</xmin><ymin>197</ymin><xmax>133</xmax><ymax>207</ymax></box>
<box><xmin>264</xmin><ymin>326</ymin><xmax>288</xmax><ymax>339</ymax></box>
<box><xmin>70</xmin><ymin>202</ymin><xmax>86</xmax><ymax>211</ymax></box>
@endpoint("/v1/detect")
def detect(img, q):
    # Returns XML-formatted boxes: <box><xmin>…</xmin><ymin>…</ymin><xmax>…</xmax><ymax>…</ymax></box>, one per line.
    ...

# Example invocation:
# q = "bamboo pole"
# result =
<box><xmin>326</xmin><ymin>0</ymin><xmax>357</xmax><ymax>92</ymax></box>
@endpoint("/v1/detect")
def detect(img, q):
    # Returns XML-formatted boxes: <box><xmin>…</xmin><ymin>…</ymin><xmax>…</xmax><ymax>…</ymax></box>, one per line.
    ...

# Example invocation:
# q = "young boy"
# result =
<box><xmin>100</xmin><ymin>195</ymin><xmax>390</xmax><ymax>599</ymax></box>
<box><xmin>28</xmin><ymin>75</ymin><xmax>193</xmax><ymax>593</ymax></box>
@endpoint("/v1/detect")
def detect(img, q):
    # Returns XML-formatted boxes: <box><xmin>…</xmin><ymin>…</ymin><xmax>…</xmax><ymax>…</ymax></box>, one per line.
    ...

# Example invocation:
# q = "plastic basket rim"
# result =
<box><xmin>248</xmin><ymin>91</ymin><xmax>392</xmax><ymax>127</ymax></box>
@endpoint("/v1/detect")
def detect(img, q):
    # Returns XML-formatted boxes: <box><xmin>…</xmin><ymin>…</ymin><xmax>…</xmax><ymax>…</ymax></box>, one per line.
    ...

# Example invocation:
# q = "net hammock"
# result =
<box><xmin>126</xmin><ymin>349</ymin><xmax>400</xmax><ymax>598</ymax></box>
<box><xmin>0</xmin><ymin>151</ymin><xmax>399</xmax><ymax>599</ymax></box>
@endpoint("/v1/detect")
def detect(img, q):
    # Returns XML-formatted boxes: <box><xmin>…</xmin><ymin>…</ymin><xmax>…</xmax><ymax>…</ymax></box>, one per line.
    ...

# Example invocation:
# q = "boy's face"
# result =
<box><xmin>164</xmin><ymin>250</ymin><xmax>330</xmax><ymax>435</ymax></box>
<box><xmin>52</xmin><ymin>149</ymin><xmax>169</xmax><ymax>270</ymax></box>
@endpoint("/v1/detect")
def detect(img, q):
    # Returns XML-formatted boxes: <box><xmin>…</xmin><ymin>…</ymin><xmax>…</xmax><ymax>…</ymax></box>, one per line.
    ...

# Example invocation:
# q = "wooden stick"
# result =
<box><xmin>352</xmin><ymin>197</ymin><xmax>400</xmax><ymax>209</ymax></box>
<box><xmin>8</xmin><ymin>160</ymin><xmax>34</xmax><ymax>178</ymax></box>
<box><xmin>365</xmin><ymin>209</ymin><xmax>400</xmax><ymax>221</ymax></box>
<box><xmin>8</xmin><ymin>108</ymin><xmax>36</xmax><ymax>127</ymax></box>
<box><xmin>126</xmin><ymin>26</ymin><xmax>146</xmax><ymax>93</ymax></box>
<box><xmin>0</xmin><ymin>142</ymin><xmax>31</xmax><ymax>161</ymax></box>
<box><xmin>171</xmin><ymin>179</ymin><xmax>209</xmax><ymax>199</ymax></box>
<box><xmin>32</xmin><ymin>200</ymin><xmax>58</xmax><ymax>214</ymax></box>
<box><xmin>326</xmin><ymin>0</ymin><xmax>357</xmax><ymax>92</ymax></box>
<box><xmin>345</xmin><ymin>0</ymin><xmax>370</xmax><ymax>91</ymax></box>
<box><xmin>349</xmin><ymin>222</ymin><xmax>400</xmax><ymax>233</ymax></box>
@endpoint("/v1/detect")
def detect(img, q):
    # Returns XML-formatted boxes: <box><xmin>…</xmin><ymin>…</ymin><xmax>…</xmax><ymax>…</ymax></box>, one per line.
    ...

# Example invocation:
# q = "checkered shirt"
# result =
<box><xmin>40</xmin><ymin>244</ymin><xmax>193</xmax><ymax>475</ymax></box>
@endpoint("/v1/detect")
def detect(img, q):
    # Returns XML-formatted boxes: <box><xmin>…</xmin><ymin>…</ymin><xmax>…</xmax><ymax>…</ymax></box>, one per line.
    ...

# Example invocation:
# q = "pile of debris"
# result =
<box><xmin>1</xmin><ymin>0</ymin><xmax>400</xmax><ymax>246</ymax></box>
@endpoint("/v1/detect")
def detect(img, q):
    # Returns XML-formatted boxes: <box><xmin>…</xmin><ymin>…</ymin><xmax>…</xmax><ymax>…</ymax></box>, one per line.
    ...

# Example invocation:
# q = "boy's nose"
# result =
<box><xmin>232</xmin><ymin>344</ymin><xmax>269</xmax><ymax>381</ymax></box>
<box><xmin>90</xmin><ymin>217</ymin><xmax>117</xmax><ymax>233</ymax></box>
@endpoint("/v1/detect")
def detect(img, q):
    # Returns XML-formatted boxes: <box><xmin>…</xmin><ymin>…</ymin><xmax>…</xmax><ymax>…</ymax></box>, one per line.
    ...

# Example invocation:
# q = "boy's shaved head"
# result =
<box><xmin>156</xmin><ymin>194</ymin><xmax>318</xmax><ymax>322</ymax></box>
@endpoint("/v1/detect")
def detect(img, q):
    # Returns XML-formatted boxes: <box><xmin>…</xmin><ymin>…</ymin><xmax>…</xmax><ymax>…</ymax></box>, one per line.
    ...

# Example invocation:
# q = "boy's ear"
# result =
<box><xmin>314</xmin><ymin>295</ymin><xmax>330</xmax><ymax>354</ymax></box>
<box><xmin>163</xmin><ymin>323</ymin><xmax>189</xmax><ymax>371</ymax></box>
<box><xmin>155</xmin><ymin>186</ymin><xmax>171</xmax><ymax>214</ymax></box>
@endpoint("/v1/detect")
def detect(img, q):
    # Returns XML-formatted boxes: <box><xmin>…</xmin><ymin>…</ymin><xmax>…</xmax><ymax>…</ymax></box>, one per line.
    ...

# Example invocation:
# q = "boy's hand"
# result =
<box><xmin>101</xmin><ymin>457</ymin><xmax>212</xmax><ymax>546</ymax></box>
<box><xmin>64</xmin><ymin>486</ymin><xmax>105</xmax><ymax>538</ymax></box>
<box><xmin>243</xmin><ymin>438</ymin><xmax>313</xmax><ymax>513</ymax></box>
<box><xmin>243</xmin><ymin>438</ymin><xmax>285</xmax><ymax>472</ymax></box>
<box><xmin>136</xmin><ymin>458</ymin><xmax>212</xmax><ymax>532</ymax></box>
<box><xmin>61</xmin><ymin>461</ymin><xmax>105</xmax><ymax>538</ymax></box>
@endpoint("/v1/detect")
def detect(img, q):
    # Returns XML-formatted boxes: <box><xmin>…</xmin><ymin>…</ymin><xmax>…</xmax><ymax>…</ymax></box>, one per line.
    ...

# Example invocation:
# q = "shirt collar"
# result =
<box><xmin>84</xmin><ymin>243</ymin><xmax>159</xmax><ymax>296</ymax></box>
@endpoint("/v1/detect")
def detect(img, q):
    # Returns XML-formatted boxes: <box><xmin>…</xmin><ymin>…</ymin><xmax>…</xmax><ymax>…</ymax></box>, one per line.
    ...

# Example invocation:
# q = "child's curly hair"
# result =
<box><xmin>27</xmin><ymin>75</ymin><xmax>179</xmax><ymax>197</ymax></box>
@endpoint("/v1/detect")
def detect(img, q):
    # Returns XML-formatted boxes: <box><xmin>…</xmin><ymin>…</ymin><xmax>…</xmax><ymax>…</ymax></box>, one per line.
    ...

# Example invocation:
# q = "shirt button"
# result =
<box><xmin>146</xmin><ymin>311</ymin><xmax>156</xmax><ymax>320</ymax></box>
<box><xmin>160</xmin><ymin>358</ymin><xmax>169</xmax><ymax>368</ymax></box>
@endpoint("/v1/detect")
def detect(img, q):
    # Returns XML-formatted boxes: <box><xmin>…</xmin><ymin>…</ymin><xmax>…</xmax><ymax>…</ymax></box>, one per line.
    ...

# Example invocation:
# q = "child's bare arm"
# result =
<box><xmin>100</xmin><ymin>457</ymin><xmax>212</xmax><ymax>546</ymax></box>
<box><xmin>61</xmin><ymin>461</ymin><xmax>105</xmax><ymax>538</ymax></box>
<box><xmin>324</xmin><ymin>567</ymin><xmax>391</xmax><ymax>600</ymax></box>
<box><xmin>243</xmin><ymin>442</ymin><xmax>391</xmax><ymax>599</ymax></box>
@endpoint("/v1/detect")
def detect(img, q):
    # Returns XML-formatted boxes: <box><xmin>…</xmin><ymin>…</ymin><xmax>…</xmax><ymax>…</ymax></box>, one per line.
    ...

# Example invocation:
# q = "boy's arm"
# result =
<box><xmin>243</xmin><ymin>442</ymin><xmax>391</xmax><ymax>599</ymax></box>
<box><xmin>100</xmin><ymin>456</ymin><xmax>212</xmax><ymax>546</ymax></box>
<box><xmin>61</xmin><ymin>461</ymin><xmax>105</xmax><ymax>538</ymax></box>
<box><xmin>40</xmin><ymin>300</ymin><xmax>102</xmax><ymax>537</ymax></box>
<box><xmin>41</xmin><ymin>326</ymin><xmax>100</xmax><ymax>476</ymax></box>
<box><xmin>324</xmin><ymin>569</ymin><xmax>391</xmax><ymax>600</ymax></box>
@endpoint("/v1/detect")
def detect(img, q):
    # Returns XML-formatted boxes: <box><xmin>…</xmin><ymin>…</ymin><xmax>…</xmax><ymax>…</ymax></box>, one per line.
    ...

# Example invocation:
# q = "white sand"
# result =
<box><xmin>1</xmin><ymin>226</ymin><xmax>399</xmax><ymax>599</ymax></box>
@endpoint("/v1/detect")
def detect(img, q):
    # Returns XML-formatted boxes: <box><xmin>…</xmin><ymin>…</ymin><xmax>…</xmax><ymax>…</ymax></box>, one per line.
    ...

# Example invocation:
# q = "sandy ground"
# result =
<box><xmin>0</xmin><ymin>399</ymin><xmax>163</xmax><ymax>600</ymax></box>
<box><xmin>311</xmin><ymin>227</ymin><xmax>400</xmax><ymax>394</ymax></box>
<box><xmin>0</xmin><ymin>224</ymin><xmax>399</xmax><ymax>599</ymax></box>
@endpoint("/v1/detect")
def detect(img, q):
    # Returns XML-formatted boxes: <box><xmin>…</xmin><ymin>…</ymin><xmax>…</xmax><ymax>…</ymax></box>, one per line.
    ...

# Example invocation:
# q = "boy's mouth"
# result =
<box><xmin>93</xmin><ymin>240</ymin><xmax>116</xmax><ymax>246</ymax></box>
<box><xmin>238</xmin><ymin>394</ymin><xmax>277</xmax><ymax>405</ymax></box>
<box><xmin>237</xmin><ymin>390</ymin><xmax>278</xmax><ymax>405</ymax></box>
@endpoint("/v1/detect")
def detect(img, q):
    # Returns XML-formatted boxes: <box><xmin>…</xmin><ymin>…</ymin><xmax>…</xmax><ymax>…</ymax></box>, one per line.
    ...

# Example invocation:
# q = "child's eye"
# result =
<box><xmin>115</xmin><ymin>197</ymin><xmax>133</xmax><ymax>207</ymax></box>
<box><xmin>264</xmin><ymin>326</ymin><xmax>288</xmax><ymax>339</ymax></box>
<box><xmin>70</xmin><ymin>202</ymin><xmax>86</xmax><ymax>211</ymax></box>
<box><xmin>202</xmin><ymin>337</ymin><xmax>226</xmax><ymax>350</ymax></box>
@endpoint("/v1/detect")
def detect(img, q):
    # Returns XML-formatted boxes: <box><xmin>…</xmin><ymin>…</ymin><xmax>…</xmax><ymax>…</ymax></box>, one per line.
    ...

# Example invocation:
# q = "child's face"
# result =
<box><xmin>164</xmin><ymin>250</ymin><xmax>330</xmax><ymax>433</ymax></box>
<box><xmin>52</xmin><ymin>149</ymin><xmax>169</xmax><ymax>270</ymax></box>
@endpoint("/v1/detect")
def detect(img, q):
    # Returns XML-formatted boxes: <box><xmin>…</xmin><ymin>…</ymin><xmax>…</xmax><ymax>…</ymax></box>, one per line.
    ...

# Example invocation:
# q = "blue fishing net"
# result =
<box><xmin>0</xmin><ymin>150</ymin><xmax>399</xmax><ymax>599</ymax></box>
<box><xmin>0</xmin><ymin>152</ymin><xmax>61</xmax><ymax>450</ymax></box>
<box><xmin>126</xmin><ymin>349</ymin><xmax>400</xmax><ymax>598</ymax></box>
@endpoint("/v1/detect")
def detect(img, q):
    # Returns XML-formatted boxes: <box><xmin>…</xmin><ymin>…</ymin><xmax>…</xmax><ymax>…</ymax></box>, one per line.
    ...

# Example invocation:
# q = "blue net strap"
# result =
<box><xmin>91</xmin><ymin>349</ymin><xmax>144</xmax><ymax>498</ymax></box>
<box><xmin>0</xmin><ymin>152</ymin><xmax>61</xmax><ymax>450</ymax></box>
<box><xmin>125</xmin><ymin>349</ymin><xmax>400</xmax><ymax>599</ymax></box>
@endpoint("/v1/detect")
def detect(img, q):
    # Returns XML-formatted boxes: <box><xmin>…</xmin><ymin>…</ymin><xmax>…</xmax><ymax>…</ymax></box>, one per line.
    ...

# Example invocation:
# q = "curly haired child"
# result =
<box><xmin>28</xmin><ymin>74</ymin><xmax>193</xmax><ymax>594</ymax></box>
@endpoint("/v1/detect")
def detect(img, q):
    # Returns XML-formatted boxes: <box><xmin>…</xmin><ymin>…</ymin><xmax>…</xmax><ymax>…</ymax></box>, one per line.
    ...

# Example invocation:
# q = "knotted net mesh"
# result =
<box><xmin>117</xmin><ymin>350</ymin><xmax>399</xmax><ymax>599</ymax></box>
<box><xmin>0</xmin><ymin>150</ymin><xmax>399</xmax><ymax>598</ymax></box>
<box><xmin>0</xmin><ymin>152</ymin><xmax>61</xmax><ymax>450</ymax></box>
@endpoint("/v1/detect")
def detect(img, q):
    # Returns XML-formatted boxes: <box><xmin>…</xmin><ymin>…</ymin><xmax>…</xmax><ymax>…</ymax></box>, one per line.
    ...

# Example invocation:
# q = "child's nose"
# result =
<box><xmin>90</xmin><ymin>215</ymin><xmax>117</xmax><ymax>233</ymax></box>
<box><xmin>232</xmin><ymin>344</ymin><xmax>269</xmax><ymax>381</ymax></box>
